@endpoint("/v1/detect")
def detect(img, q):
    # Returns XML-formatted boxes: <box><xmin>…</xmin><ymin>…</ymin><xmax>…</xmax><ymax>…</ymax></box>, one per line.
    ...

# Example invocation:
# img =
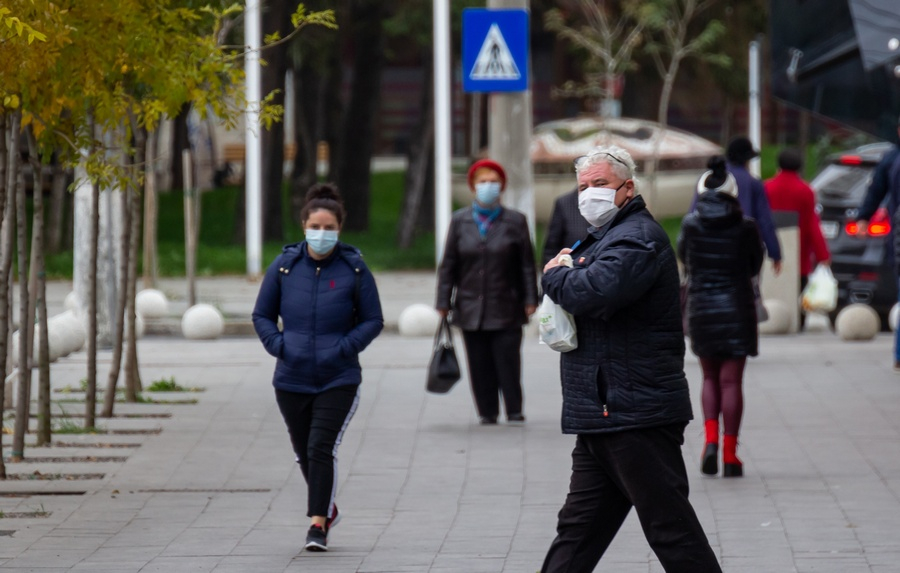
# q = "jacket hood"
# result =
<box><xmin>695</xmin><ymin>193</ymin><xmax>743</xmax><ymax>228</ymax></box>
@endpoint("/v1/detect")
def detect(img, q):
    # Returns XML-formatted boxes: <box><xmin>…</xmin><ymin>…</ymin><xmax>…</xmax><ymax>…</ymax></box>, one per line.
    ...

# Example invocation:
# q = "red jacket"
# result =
<box><xmin>764</xmin><ymin>171</ymin><xmax>830</xmax><ymax>277</ymax></box>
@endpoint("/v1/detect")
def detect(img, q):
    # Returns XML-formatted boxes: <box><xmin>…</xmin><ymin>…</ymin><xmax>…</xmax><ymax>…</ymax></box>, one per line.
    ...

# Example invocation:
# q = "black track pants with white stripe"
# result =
<box><xmin>275</xmin><ymin>384</ymin><xmax>359</xmax><ymax>518</ymax></box>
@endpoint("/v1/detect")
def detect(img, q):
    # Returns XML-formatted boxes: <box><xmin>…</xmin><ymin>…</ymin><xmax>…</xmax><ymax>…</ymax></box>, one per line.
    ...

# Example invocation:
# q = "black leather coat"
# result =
<box><xmin>678</xmin><ymin>192</ymin><xmax>764</xmax><ymax>358</ymax></box>
<box><xmin>436</xmin><ymin>206</ymin><xmax>538</xmax><ymax>331</ymax></box>
<box><xmin>541</xmin><ymin>196</ymin><xmax>693</xmax><ymax>434</ymax></box>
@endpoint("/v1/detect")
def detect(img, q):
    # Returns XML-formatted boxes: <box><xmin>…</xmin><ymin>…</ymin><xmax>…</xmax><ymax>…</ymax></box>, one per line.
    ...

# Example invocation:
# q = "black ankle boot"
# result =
<box><xmin>701</xmin><ymin>443</ymin><xmax>718</xmax><ymax>476</ymax></box>
<box><xmin>723</xmin><ymin>462</ymin><xmax>743</xmax><ymax>478</ymax></box>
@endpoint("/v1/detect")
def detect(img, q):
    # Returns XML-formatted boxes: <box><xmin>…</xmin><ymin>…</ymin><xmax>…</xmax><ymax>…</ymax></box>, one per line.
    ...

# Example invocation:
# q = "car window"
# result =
<box><xmin>811</xmin><ymin>165</ymin><xmax>873</xmax><ymax>202</ymax></box>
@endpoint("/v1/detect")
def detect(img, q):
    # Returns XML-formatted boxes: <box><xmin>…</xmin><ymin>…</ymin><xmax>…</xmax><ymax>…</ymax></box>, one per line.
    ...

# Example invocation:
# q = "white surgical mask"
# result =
<box><xmin>474</xmin><ymin>181</ymin><xmax>501</xmax><ymax>206</ymax></box>
<box><xmin>305</xmin><ymin>229</ymin><xmax>339</xmax><ymax>255</ymax></box>
<box><xmin>578</xmin><ymin>182</ymin><xmax>625</xmax><ymax>228</ymax></box>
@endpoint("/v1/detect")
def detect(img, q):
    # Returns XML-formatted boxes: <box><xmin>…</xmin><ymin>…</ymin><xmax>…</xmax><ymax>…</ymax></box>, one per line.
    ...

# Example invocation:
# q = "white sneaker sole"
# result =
<box><xmin>305</xmin><ymin>540</ymin><xmax>327</xmax><ymax>552</ymax></box>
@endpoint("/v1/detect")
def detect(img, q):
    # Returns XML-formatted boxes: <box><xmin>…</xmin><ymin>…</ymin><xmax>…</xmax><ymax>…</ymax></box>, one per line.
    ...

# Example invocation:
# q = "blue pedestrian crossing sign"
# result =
<box><xmin>462</xmin><ymin>9</ymin><xmax>529</xmax><ymax>93</ymax></box>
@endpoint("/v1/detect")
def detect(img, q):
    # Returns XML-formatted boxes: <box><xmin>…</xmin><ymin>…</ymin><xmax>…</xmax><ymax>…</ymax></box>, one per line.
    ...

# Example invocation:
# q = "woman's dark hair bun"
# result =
<box><xmin>704</xmin><ymin>155</ymin><xmax>728</xmax><ymax>189</ymax></box>
<box><xmin>305</xmin><ymin>182</ymin><xmax>342</xmax><ymax>205</ymax></box>
<box><xmin>301</xmin><ymin>182</ymin><xmax>346</xmax><ymax>226</ymax></box>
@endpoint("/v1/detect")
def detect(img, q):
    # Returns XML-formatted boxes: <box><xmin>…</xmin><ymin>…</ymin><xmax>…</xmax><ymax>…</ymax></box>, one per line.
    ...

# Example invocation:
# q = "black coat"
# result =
<box><xmin>541</xmin><ymin>189</ymin><xmax>590</xmax><ymax>265</ymax></box>
<box><xmin>678</xmin><ymin>192</ymin><xmax>764</xmax><ymax>358</ymax></box>
<box><xmin>541</xmin><ymin>196</ymin><xmax>693</xmax><ymax>434</ymax></box>
<box><xmin>436</xmin><ymin>206</ymin><xmax>539</xmax><ymax>331</ymax></box>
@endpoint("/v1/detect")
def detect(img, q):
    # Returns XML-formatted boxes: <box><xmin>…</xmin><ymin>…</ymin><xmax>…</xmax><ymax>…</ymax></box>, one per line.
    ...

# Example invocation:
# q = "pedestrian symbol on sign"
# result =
<box><xmin>469</xmin><ymin>23</ymin><xmax>521</xmax><ymax>81</ymax></box>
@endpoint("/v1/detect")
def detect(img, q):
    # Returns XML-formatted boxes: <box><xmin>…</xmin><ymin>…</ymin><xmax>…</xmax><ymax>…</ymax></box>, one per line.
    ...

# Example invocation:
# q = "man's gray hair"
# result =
<box><xmin>573</xmin><ymin>145</ymin><xmax>639</xmax><ymax>192</ymax></box>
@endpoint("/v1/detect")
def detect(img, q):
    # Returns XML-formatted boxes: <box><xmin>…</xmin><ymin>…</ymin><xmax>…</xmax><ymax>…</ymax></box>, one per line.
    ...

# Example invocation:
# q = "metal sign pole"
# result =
<box><xmin>434</xmin><ymin>0</ymin><xmax>452</xmax><ymax>265</ymax></box>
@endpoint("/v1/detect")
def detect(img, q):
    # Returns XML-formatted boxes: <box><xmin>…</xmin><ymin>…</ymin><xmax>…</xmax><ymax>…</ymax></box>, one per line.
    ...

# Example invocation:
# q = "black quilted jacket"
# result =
<box><xmin>541</xmin><ymin>196</ymin><xmax>693</xmax><ymax>434</ymax></box>
<box><xmin>678</xmin><ymin>192</ymin><xmax>764</xmax><ymax>358</ymax></box>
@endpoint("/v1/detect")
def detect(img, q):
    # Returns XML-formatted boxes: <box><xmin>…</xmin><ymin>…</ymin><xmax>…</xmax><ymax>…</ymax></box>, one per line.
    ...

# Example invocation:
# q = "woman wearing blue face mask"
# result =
<box><xmin>252</xmin><ymin>183</ymin><xmax>384</xmax><ymax>552</ymax></box>
<box><xmin>436</xmin><ymin>159</ymin><xmax>539</xmax><ymax>425</ymax></box>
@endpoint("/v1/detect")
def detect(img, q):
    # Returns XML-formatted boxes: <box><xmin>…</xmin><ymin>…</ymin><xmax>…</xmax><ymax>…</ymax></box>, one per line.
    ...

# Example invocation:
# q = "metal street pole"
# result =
<box><xmin>749</xmin><ymin>39</ymin><xmax>762</xmax><ymax>178</ymax></box>
<box><xmin>434</xmin><ymin>0</ymin><xmax>452</xmax><ymax>264</ymax></box>
<box><xmin>245</xmin><ymin>0</ymin><xmax>262</xmax><ymax>277</ymax></box>
<box><xmin>487</xmin><ymin>0</ymin><xmax>534</xmax><ymax>239</ymax></box>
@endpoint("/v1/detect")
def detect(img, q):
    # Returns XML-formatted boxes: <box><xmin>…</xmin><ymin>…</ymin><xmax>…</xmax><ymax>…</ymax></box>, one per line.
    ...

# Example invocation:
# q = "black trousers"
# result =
<box><xmin>461</xmin><ymin>327</ymin><xmax>523</xmax><ymax>419</ymax></box>
<box><xmin>541</xmin><ymin>424</ymin><xmax>722</xmax><ymax>573</ymax></box>
<box><xmin>275</xmin><ymin>385</ymin><xmax>359</xmax><ymax>518</ymax></box>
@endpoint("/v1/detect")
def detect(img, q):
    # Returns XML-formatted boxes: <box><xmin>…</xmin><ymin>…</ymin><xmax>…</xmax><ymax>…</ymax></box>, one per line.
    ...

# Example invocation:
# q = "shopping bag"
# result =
<box><xmin>426</xmin><ymin>317</ymin><xmax>461</xmax><ymax>394</ymax></box>
<box><xmin>537</xmin><ymin>294</ymin><xmax>577</xmax><ymax>352</ymax></box>
<box><xmin>752</xmin><ymin>275</ymin><xmax>768</xmax><ymax>323</ymax></box>
<box><xmin>801</xmin><ymin>264</ymin><xmax>838</xmax><ymax>312</ymax></box>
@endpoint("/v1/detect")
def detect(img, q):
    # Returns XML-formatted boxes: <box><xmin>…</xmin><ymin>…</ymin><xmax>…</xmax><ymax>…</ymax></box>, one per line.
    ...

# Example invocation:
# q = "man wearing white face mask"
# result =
<box><xmin>540</xmin><ymin>146</ymin><xmax>721</xmax><ymax>573</ymax></box>
<box><xmin>436</xmin><ymin>159</ymin><xmax>539</xmax><ymax>425</ymax></box>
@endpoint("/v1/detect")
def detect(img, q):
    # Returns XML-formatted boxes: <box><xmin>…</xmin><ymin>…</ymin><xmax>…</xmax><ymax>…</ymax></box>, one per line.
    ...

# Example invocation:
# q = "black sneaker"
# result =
<box><xmin>507</xmin><ymin>414</ymin><xmax>526</xmax><ymax>424</ymax></box>
<box><xmin>305</xmin><ymin>524</ymin><xmax>327</xmax><ymax>552</ymax></box>
<box><xmin>479</xmin><ymin>416</ymin><xmax>498</xmax><ymax>425</ymax></box>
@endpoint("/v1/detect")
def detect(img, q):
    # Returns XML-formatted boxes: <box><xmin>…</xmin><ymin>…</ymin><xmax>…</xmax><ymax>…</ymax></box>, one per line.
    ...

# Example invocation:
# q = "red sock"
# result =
<box><xmin>723</xmin><ymin>434</ymin><xmax>741</xmax><ymax>465</ymax></box>
<box><xmin>704</xmin><ymin>419</ymin><xmax>719</xmax><ymax>446</ymax></box>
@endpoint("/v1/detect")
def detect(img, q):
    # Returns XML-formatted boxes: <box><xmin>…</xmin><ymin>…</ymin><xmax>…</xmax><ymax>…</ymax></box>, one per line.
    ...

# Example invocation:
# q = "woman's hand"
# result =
<box><xmin>437</xmin><ymin>308</ymin><xmax>449</xmax><ymax>318</ymax></box>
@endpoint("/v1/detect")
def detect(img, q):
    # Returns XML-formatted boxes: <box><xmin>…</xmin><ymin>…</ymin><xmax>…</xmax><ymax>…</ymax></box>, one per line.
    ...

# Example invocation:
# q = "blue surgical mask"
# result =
<box><xmin>305</xmin><ymin>229</ymin><xmax>339</xmax><ymax>256</ymax></box>
<box><xmin>474</xmin><ymin>181</ymin><xmax>502</xmax><ymax>206</ymax></box>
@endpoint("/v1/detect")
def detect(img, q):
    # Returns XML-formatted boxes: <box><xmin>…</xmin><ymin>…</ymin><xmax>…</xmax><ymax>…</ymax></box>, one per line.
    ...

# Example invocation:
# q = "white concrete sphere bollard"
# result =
<box><xmin>49</xmin><ymin>313</ymin><xmax>78</xmax><ymax>357</ymax></box>
<box><xmin>33</xmin><ymin>327</ymin><xmax>66</xmax><ymax>362</ymax></box>
<box><xmin>136</xmin><ymin>289</ymin><xmax>169</xmax><ymax>318</ymax></box>
<box><xmin>398</xmin><ymin>303</ymin><xmax>441</xmax><ymax>337</ymax></box>
<box><xmin>181</xmin><ymin>304</ymin><xmax>225</xmax><ymax>340</ymax></box>
<box><xmin>835</xmin><ymin>304</ymin><xmax>880</xmax><ymax>341</ymax></box>
<box><xmin>57</xmin><ymin>311</ymin><xmax>86</xmax><ymax>354</ymax></box>
<box><xmin>64</xmin><ymin>291</ymin><xmax>80</xmax><ymax>312</ymax></box>
<box><xmin>758</xmin><ymin>299</ymin><xmax>791</xmax><ymax>335</ymax></box>
<box><xmin>890</xmin><ymin>303</ymin><xmax>899</xmax><ymax>332</ymax></box>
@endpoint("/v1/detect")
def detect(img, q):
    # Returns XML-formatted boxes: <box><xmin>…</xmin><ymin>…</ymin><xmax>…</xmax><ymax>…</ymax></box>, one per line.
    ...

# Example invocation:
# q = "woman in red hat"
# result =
<box><xmin>435</xmin><ymin>159</ymin><xmax>539</xmax><ymax>424</ymax></box>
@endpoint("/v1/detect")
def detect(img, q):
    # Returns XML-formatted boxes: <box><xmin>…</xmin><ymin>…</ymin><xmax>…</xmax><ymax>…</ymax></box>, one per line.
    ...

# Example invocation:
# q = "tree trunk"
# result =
<box><xmin>124</xmin><ymin>153</ymin><xmax>143</xmax><ymax>401</ymax></box>
<box><xmin>0</xmin><ymin>113</ymin><xmax>10</xmax><ymax>478</ymax></box>
<box><xmin>646</xmin><ymin>59</ymin><xmax>681</xmax><ymax>212</ymax></box>
<box><xmin>26</xmin><ymin>131</ymin><xmax>52</xmax><ymax>446</ymax></box>
<box><xmin>334</xmin><ymin>0</ymin><xmax>388</xmax><ymax>232</ymax></box>
<box><xmin>85</xmin><ymin>129</ymin><xmax>100</xmax><ymax>431</ymax></box>
<box><xmin>170</xmin><ymin>103</ymin><xmax>191</xmax><ymax>191</ymax></box>
<box><xmin>47</xmin><ymin>157</ymin><xmax>68</xmax><ymax>254</ymax></box>
<box><xmin>101</xmin><ymin>181</ymin><xmax>131</xmax><ymax>418</ymax></box>
<box><xmin>12</xmin><ymin>131</ymin><xmax>30</xmax><ymax>461</ymax></box>
<box><xmin>290</xmin><ymin>62</ymin><xmax>321</xmax><ymax>218</ymax></box>
<box><xmin>398</xmin><ymin>53</ymin><xmax>435</xmax><ymax>249</ymax></box>
<box><xmin>142</xmin><ymin>130</ymin><xmax>159</xmax><ymax>289</ymax></box>
<box><xmin>260</xmin><ymin>0</ymin><xmax>292</xmax><ymax>241</ymax></box>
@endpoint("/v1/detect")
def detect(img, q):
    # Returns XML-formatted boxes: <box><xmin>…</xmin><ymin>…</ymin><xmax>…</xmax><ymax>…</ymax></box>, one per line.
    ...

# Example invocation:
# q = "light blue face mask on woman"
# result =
<box><xmin>305</xmin><ymin>229</ymin><xmax>339</xmax><ymax>255</ymax></box>
<box><xmin>474</xmin><ymin>181</ymin><xmax>502</xmax><ymax>206</ymax></box>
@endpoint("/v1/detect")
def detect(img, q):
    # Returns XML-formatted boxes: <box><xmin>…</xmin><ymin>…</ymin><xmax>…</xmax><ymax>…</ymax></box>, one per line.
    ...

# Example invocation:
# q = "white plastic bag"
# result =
<box><xmin>538</xmin><ymin>254</ymin><xmax>577</xmax><ymax>352</ymax></box>
<box><xmin>801</xmin><ymin>264</ymin><xmax>838</xmax><ymax>312</ymax></box>
<box><xmin>538</xmin><ymin>295</ymin><xmax>577</xmax><ymax>352</ymax></box>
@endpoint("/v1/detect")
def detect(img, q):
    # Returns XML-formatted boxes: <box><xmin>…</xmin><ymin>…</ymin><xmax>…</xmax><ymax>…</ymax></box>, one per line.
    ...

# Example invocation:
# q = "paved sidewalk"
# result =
<box><xmin>2</xmin><ymin>275</ymin><xmax>900</xmax><ymax>572</ymax></box>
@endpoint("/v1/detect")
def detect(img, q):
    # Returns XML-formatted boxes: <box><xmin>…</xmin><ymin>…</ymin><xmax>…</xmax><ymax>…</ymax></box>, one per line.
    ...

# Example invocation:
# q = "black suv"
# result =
<box><xmin>811</xmin><ymin>142</ymin><xmax>896</xmax><ymax>329</ymax></box>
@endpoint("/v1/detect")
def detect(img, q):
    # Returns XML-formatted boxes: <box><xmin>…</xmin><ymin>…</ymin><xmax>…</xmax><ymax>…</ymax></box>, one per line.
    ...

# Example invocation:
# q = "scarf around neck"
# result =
<box><xmin>472</xmin><ymin>202</ymin><xmax>501</xmax><ymax>237</ymax></box>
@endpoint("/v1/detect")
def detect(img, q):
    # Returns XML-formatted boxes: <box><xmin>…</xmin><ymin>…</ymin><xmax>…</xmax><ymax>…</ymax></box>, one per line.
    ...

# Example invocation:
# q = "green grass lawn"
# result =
<box><xmin>40</xmin><ymin>146</ymin><xmax>802</xmax><ymax>279</ymax></box>
<box><xmin>43</xmin><ymin>171</ymin><xmax>437</xmax><ymax>278</ymax></box>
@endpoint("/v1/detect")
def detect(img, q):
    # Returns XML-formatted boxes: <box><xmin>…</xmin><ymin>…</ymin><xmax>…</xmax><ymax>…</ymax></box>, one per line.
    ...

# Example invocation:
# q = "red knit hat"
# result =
<box><xmin>467</xmin><ymin>159</ymin><xmax>507</xmax><ymax>190</ymax></box>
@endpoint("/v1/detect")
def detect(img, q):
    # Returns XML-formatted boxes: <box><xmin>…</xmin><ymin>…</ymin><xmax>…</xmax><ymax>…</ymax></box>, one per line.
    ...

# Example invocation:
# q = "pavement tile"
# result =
<box><xmin>4</xmin><ymin>275</ymin><xmax>900</xmax><ymax>572</ymax></box>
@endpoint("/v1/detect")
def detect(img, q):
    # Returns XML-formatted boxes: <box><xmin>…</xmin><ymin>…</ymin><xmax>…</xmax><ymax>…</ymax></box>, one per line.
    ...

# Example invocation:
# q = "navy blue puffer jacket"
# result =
<box><xmin>252</xmin><ymin>242</ymin><xmax>384</xmax><ymax>394</ymax></box>
<box><xmin>541</xmin><ymin>196</ymin><xmax>693</xmax><ymax>434</ymax></box>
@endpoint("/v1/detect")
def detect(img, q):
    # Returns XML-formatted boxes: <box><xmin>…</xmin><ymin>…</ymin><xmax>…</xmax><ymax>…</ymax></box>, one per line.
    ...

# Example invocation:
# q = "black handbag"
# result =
<box><xmin>426</xmin><ymin>317</ymin><xmax>461</xmax><ymax>394</ymax></box>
